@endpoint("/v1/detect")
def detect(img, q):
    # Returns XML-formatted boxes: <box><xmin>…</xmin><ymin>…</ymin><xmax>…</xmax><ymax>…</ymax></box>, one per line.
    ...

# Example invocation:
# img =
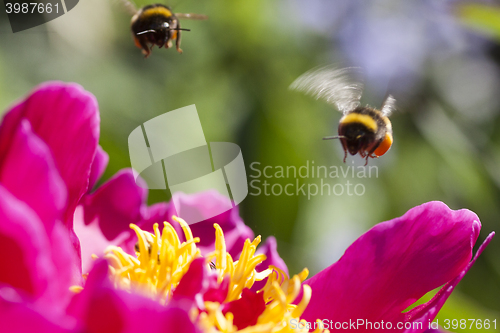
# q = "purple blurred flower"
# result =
<box><xmin>293</xmin><ymin>0</ymin><xmax>485</xmax><ymax>95</ymax></box>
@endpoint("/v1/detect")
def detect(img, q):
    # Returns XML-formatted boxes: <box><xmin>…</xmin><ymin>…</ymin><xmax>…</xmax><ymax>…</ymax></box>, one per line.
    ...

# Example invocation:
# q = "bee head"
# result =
<box><xmin>159</xmin><ymin>22</ymin><xmax>171</xmax><ymax>43</ymax></box>
<box><xmin>338</xmin><ymin>123</ymin><xmax>374</xmax><ymax>156</ymax></box>
<box><xmin>344</xmin><ymin>135</ymin><xmax>366</xmax><ymax>155</ymax></box>
<box><xmin>135</xmin><ymin>28</ymin><xmax>166</xmax><ymax>43</ymax></box>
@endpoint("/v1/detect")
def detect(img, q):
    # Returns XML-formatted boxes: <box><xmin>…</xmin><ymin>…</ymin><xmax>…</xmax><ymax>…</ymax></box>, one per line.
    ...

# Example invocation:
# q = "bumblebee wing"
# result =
<box><xmin>116</xmin><ymin>0</ymin><xmax>138</xmax><ymax>15</ymax></box>
<box><xmin>175</xmin><ymin>13</ymin><xmax>209</xmax><ymax>20</ymax></box>
<box><xmin>380</xmin><ymin>95</ymin><xmax>396</xmax><ymax>117</ymax></box>
<box><xmin>289</xmin><ymin>66</ymin><xmax>364</xmax><ymax>114</ymax></box>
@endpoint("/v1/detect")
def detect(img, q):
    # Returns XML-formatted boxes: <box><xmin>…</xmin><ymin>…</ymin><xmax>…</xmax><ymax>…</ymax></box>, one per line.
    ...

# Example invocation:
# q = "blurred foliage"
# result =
<box><xmin>458</xmin><ymin>3</ymin><xmax>500</xmax><ymax>42</ymax></box>
<box><xmin>0</xmin><ymin>0</ymin><xmax>499</xmax><ymax>324</ymax></box>
<box><xmin>408</xmin><ymin>288</ymin><xmax>499</xmax><ymax>332</ymax></box>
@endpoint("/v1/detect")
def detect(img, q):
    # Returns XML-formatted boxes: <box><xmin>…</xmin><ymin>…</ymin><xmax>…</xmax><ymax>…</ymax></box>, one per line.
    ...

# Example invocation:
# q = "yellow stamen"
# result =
<box><xmin>69</xmin><ymin>286</ymin><xmax>83</xmax><ymax>293</ymax></box>
<box><xmin>77</xmin><ymin>216</ymin><xmax>327</xmax><ymax>332</ymax></box>
<box><xmin>102</xmin><ymin>219</ymin><xmax>201</xmax><ymax>301</ymax></box>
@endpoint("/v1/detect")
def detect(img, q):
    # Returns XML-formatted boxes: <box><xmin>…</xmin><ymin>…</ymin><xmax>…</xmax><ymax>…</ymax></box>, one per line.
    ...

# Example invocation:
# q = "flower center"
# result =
<box><xmin>95</xmin><ymin>216</ymin><xmax>327</xmax><ymax>332</ymax></box>
<box><xmin>104</xmin><ymin>217</ymin><xmax>200</xmax><ymax>303</ymax></box>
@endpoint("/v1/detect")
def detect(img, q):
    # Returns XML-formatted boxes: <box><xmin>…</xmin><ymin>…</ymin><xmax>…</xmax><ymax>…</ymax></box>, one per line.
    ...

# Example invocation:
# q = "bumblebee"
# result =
<box><xmin>121</xmin><ymin>1</ymin><xmax>208</xmax><ymax>58</ymax></box>
<box><xmin>290</xmin><ymin>66</ymin><xmax>396</xmax><ymax>165</ymax></box>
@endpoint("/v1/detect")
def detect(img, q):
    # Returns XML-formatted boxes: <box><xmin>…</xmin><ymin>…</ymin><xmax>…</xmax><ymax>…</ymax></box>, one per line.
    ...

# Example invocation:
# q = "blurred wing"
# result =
<box><xmin>175</xmin><ymin>13</ymin><xmax>209</xmax><ymax>20</ymax></box>
<box><xmin>289</xmin><ymin>66</ymin><xmax>364</xmax><ymax>114</ymax></box>
<box><xmin>116</xmin><ymin>0</ymin><xmax>138</xmax><ymax>15</ymax></box>
<box><xmin>380</xmin><ymin>95</ymin><xmax>396</xmax><ymax>117</ymax></box>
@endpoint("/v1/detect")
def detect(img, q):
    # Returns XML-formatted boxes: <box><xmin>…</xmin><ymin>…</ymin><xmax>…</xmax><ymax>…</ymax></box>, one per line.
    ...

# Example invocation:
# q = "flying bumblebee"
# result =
<box><xmin>290</xmin><ymin>66</ymin><xmax>396</xmax><ymax>165</ymax></box>
<box><xmin>120</xmin><ymin>0</ymin><xmax>208</xmax><ymax>58</ymax></box>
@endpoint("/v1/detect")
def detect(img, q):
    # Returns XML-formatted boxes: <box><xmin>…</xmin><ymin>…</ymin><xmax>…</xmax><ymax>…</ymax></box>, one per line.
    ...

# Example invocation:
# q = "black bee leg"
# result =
<box><xmin>364</xmin><ymin>155</ymin><xmax>370</xmax><ymax>166</ymax></box>
<box><xmin>176</xmin><ymin>29</ymin><xmax>183</xmax><ymax>53</ymax></box>
<box><xmin>140</xmin><ymin>40</ymin><xmax>151</xmax><ymax>58</ymax></box>
<box><xmin>343</xmin><ymin>150</ymin><xmax>347</xmax><ymax>163</ymax></box>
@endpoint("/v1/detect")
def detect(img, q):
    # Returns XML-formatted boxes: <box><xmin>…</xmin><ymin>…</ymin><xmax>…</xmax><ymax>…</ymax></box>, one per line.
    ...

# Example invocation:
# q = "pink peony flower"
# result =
<box><xmin>0</xmin><ymin>82</ymin><xmax>287</xmax><ymax>332</ymax></box>
<box><xmin>0</xmin><ymin>82</ymin><xmax>100</xmax><ymax>331</ymax></box>
<box><xmin>66</xmin><ymin>260</ymin><xmax>202</xmax><ymax>333</ymax></box>
<box><xmin>77</xmin><ymin>184</ymin><xmax>274</xmax><ymax>273</ymax></box>
<box><xmin>301</xmin><ymin>201</ymin><xmax>494</xmax><ymax>332</ymax></box>
<box><xmin>0</xmin><ymin>82</ymin><xmax>494</xmax><ymax>333</ymax></box>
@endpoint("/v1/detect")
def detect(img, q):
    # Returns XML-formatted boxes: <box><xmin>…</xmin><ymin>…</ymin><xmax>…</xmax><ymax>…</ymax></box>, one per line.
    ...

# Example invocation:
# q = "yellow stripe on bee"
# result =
<box><xmin>140</xmin><ymin>7</ymin><xmax>173</xmax><ymax>19</ymax></box>
<box><xmin>341</xmin><ymin>113</ymin><xmax>378</xmax><ymax>132</ymax></box>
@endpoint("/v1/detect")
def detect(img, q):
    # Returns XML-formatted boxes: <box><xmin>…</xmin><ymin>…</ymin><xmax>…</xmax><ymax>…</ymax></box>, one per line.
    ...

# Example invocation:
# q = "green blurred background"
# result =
<box><xmin>0</xmin><ymin>0</ymin><xmax>499</xmax><ymax>329</ymax></box>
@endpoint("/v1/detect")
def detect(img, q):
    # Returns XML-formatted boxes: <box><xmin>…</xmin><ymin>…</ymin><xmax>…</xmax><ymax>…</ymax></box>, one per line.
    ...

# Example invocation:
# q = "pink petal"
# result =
<box><xmin>0</xmin><ymin>120</ymin><xmax>82</xmax><ymax>293</ymax></box>
<box><xmin>402</xmin><ymin>232</ymin><xmax>495</xmax><ymax>332</ymax></box>
<box><xmin>0</xmin><ymin>82</ymin><xmax>100</xmax><ymax>225</ymax></box>
<box><xmin>173</xmin><ymin>258</ymin><xmax>208</xmax><ymax>300</ymax></box>
<box><xmin>222</xmin><ymin>288</ymin><xmax>266</xmax><ymax>330</ymax></box>
<box><xmin>48</xmin><ymin>222</ymin><xmax>84</xmax><ymax>298</ymax></box>
<box><xmin>251</xmin><ymin>236</ymin><xmax>289</xmax><ymax>291</ymax></box>
<box><xmin>82</xmin><ymin>169</ymin><xmax>147</xmax><ymax>241</ymax></box>
<box><xmin>123</xmin><ymin>203</ymin><xmax>187</xmax><ymax>259</ymax></box>
<box><xmin>302</xmin><ymin>201</ymin><xmax>481</xmax><ymax>328</ymax></box>
<box><xmin>216</xmin><ymin>214</ymin><xmax>255</xmax><ymax>259</ymax></box>
<box><xmin>0</xmin><ymin>186</ymin><xmax>79</xmax><ymax>310</ymax></box>
<box><xmin>0</xmin><ymin>185</ymin><xmax>53</xmax><ymax>300</ymax></box>
<box><xmin>76</xmin><ymin>169</ymin><xmax>147</xmax><ymax>272</ymax></box>
<box><xmin>0</xmin><ymin>286</ymin><xmax>75</xmax><ymax>333</ymax></box>
<box><xmin>88</xmin><ymin>146</ymin><xmax>109</xmax><ymax>192</ymax></box>
<box><xmin>0</xmin><ymin>120</ymin><xmax>66</xmax><ymax>232</ymax></box>
<box><xmin>159</xmin><ymin>305</ymin><xmax>201</xmax><ymax>333</ymax></box>
<box><xmin>138</xmin><ymin>191</ymin><xmax>254</xmax><ymax>258</ymax></box>
<box><xmin>67</xmin><ymin>262</ymin><xmax>132</xmax><ymax>333</ymax></box>
<box><xmin>83</xmin><ymin>289</ymin><xmax>126</xmax><ymax>333</ymax></box>
<box><xmin>170</xmin><ymin>191</ymin><xmax>254</xmax><ymax>258</ymax></box>
<box><xmin>203</xmin><ymin>273</ymin><xmax>229</xmax><ymax>303</ymax></box>
<box><xmin>69</xmin><ymin>261</ymin><xmax>201</xmax><ymax>333</ymax></box>
<box><xmin>0</xmin><ymin>183</ymin><xmax>81</xmax><ymax>308</ymax></box>
<box><xmin>134</xmin><ymin>202</ymin><xmax>186</xmax><ymax>248</ymax></box>
<box><xmin>74</xmin><ymin>206</ymin><xmax>124</xmax><ymax>273</ymax></box>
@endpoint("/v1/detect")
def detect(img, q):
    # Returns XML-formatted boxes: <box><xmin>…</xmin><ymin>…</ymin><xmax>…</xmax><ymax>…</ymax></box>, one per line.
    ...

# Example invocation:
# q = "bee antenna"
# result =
<box><xmin>323</xmin><ymin>135</ymin><xmax>345</xmax><ymax>140</ymax></box>
<box><xmin>136</xmin><ymin>30</ymin><xmax>157</xmax><ymax>35</ymax></box>
<box><xmin>173</xmin><ymin>28</ymin><xmax>191</xmax><ymax>31</ymax></box>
